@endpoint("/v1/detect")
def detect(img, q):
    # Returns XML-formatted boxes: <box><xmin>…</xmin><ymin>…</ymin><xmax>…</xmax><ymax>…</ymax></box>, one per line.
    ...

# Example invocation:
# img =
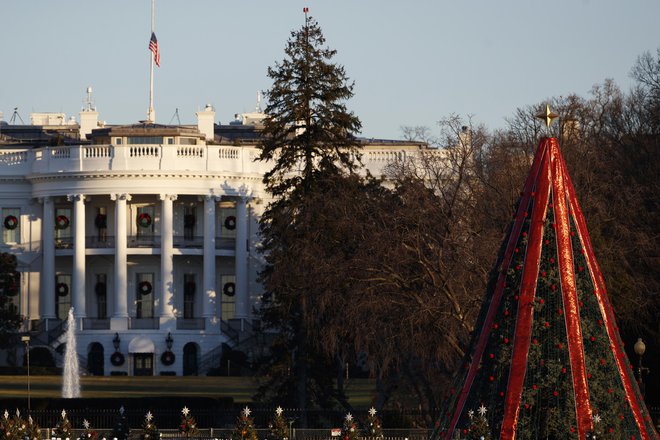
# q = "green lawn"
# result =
<box><xmin>0</xmin><ymin>375</ymin><xmax>377</xmax><ymax>406</ymax></box>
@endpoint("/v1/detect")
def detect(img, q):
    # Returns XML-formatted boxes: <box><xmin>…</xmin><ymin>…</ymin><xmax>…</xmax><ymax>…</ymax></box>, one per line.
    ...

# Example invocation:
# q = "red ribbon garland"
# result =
<box><xmin>561</xmin><ymin>157</ymin><xmax>655</xmax><ymax>439</ymax></box>
<box><xmin>445</xmin><ymin>139</ymin><xmax>548</xmax><ymax>438</ymax></box>
<box><xmin>551</xmin><ymin>140</ymin><xmax>593</xmax><ymax>437</ymax></box>
<box><xmin>500</xmin><ymin>139</ymin><xmax>552</xmax><ymax>438</ymax></box>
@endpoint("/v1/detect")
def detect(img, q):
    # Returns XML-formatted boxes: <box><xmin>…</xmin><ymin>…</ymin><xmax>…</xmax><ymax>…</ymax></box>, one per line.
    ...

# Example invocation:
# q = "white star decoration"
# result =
<box><xmin>368</xmin><ymin>407</ymin><xmax>377</xmax><ymax>417</ymax></box>
<box><xmin>15</xmin><ymin>410</ymin><xmax>20</xmax><ymax>418</ymax></box>
<box><xmin>182</xmin><ymin>406</ymin><xmax>190</xmax><ymax>416</ymax></box>
<box><xmin>61</xmin><ymin>410</ymin><xmax>67</xmax><ymax>419</ymax></box>
<box><xmin>28</xmin><ymin>416</ymin><xmax>33</xmax><ymax>425</ymax></box>
<box><xmin>477</xmin><ymin>405</ymin><xmax>487</xmax><ymax>417</ymax></box>
<box><xmin>345</xmin><ymin>413</ymin><xmax>353</xmax><ymax>422</ymax></box>
<box><xmin>146</xmin><ymin>411</ymin><xmax>153</xmax><ymax>422</ymax></box>
<box><xmin>3</xmin><ymin>410</ymin><xmax>8</xmax><ymax>419</ymax></box>
<box><xmin>119</xmin><ymin>406</ymin><xmax>125</xmax><ymax>415</ymax></box>
<box><xmin>593</xmin><ymin>414</ymin><xmax>601</xmax><ymax>424</ymax></box>
<box><xmin>275</xmin><ymin>407</ymin><xmax>284</xmax><ymax>417</ymax></box>
<box><xmin>468</xmin><ymin>409</ymin><xmax>474</xmax><ymax>419</ymax></box>
<box><xmin>242</xmin><ymin>406</ymin><xmax>251</xmax><ymax>417</ymax></box>
<box><xmin>83</xmin><ymin>419</ymin><xmax>90</xmax><ymax>429</ymax></box>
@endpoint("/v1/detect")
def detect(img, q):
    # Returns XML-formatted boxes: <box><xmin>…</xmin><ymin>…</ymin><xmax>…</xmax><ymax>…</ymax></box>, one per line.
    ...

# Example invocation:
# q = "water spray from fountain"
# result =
<box><xmin>62</xmin><ymin>307</ymin><xmax>81</xmax><ymax>398</ymax></box>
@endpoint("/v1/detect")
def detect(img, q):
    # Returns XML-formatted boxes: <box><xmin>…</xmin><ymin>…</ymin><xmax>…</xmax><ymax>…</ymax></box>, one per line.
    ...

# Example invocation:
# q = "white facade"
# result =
<box><xmin>0</xmin><ymin>110</ymin><xmax>426</xmax><ymax>376</ymax></box>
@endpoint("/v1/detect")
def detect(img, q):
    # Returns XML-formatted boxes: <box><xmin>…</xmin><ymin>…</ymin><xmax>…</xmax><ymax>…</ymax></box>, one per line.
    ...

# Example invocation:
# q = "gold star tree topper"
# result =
<box><xmin>536</xmin><ymin>104</ymin><xmax>559</xmax><ymax>128</ymax></box>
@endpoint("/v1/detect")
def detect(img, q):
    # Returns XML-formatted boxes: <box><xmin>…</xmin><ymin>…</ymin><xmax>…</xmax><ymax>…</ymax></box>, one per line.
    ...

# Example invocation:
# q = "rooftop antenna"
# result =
<box><xmin>9</xmin><ymin>107</ymin><xmax>25</xmax><ymax>125</ymax></box>
<box><xmin>83</xmin><ymin>86</ymin><xmax>96</xmax><ymax>111</ymax></box>
<box><xmin>169</xmin><ymin>108</ymin><xmax>181</xmax><ymax>125</ymax></box>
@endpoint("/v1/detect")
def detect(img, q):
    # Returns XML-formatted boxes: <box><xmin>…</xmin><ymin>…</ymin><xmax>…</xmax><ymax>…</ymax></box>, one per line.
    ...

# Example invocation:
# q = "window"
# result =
<box><xmin>179</xmin><ymin>137</ymin><xmax>197</xmax><ymax>145</ymax></box>
<box><xmin>183</xmin><ymin>273</ymin><xmax>195</xmax><ymax>319</ymax></box>
<box><xmin>56</xmin><ymin>274</ymin><xmax>72</xmax><ymax>320</ymax></box>
<box><xmin>136</xmin><ymin>273</ymin><xmax>154</xmax><ymax>318</ymax></box>
<box><xmin>220</xmin><ymin>275</ymin><xmax>235</xmax><ymax>321</ymax></box>
<box><xmin>136</xmin><ymin>205</ymin><xmax>155</xmax><ymax>238</ymax></box>
<box><xmin>95</xmin><ymin>206</ymin><xmax>108</xmax><ymax>243</ymax></box>
<box><xmin>55</xmin><ymin>207</ymin><xmax>72</xmax><ymax>247</ymax></box>
<box><xmin>167</xmin><ymin>138</ymin><xmax>174</xmax><ymax>145</ymax></box>
<box><xmin>127</xmin><ymin>136</ymin><xmax>163</xmax><ymax>145</ymax></box>
<box><xmin>95</xmin><ymin>273</ymin><xmax>107</xmax><ymax>319</ymax></box>
<box><xmin>183</xmin><ymin>206</ymin><xmax>196</xmax><ymax>240</ymax></box>
<box><xmin>115</xmin><ymin>138</ymin><xmax>123</xmax><ymax>145</ymax></box>
<box><xmin>2</xmin><ymin>208</ymin><xmax>20</xmax><ymax>244</ymax></box>
<box><xmin>219</xmin><ymin>202</ymin><xmax>236</xmax><ymax>239</ymax></box>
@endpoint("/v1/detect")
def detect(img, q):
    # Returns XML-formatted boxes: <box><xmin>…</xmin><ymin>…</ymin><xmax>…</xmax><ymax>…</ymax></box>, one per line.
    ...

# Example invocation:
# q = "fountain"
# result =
<box><xmin>62</xmin><ymin>307</ymin><xmax>81</xmax><ymax>398</ymax></box>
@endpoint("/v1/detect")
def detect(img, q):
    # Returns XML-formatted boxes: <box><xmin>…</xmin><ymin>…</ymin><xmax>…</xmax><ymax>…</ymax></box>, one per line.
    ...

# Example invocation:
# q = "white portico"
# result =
<box><xmin>0</xmin><ymin>107</ymin><xmax>428</xmax><ymax>376</ymax></box>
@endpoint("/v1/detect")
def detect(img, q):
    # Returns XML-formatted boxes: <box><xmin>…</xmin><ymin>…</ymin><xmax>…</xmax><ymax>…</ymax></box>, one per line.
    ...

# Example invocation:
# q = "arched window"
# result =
<box><xmin>183</xmin><ymin>343</ymin><xmax>198</xmax><ymax>376</ymax></box>
<box><xmin>88</xmin><ymin>342</ymin><xmax>104</xmax><ymax>376</ymax></box>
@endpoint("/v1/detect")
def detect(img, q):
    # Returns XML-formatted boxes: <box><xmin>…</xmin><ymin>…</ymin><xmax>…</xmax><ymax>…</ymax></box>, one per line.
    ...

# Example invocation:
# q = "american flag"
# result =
<box><xmin>149</xmin><ymin>32</ymin><xmax>160</xmax><ymax>67</ymax></box>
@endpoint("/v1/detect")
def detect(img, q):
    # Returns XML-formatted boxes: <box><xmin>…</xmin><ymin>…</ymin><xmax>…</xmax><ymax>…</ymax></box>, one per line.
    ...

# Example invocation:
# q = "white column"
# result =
<box><xmin>159</xmin><ymin>194</ymin><xmax>176</xmax><ymax>319</ymax></box>
<box><xmin>40</xmin><ymin>197</ymin><xmax>56</xmax><ymax>319</ymax></box>
<box><xmin>112</xmin><ymin>193</ymin><xmax>130</xmax><ymax>320</ymax></box>
<box><xmin>203</xmin><ymin>195</ymin><xmax>217</xmax><ymax>319</ymax></box>
<box><xmin>69</xmin><ymin>194</ymin><xmax>86</xmax><ymax>318</ymax></box>
<box><xmin>235</xmin><ymin>196</ymin><xmax>249</xmax><ymax>319</ymax></box>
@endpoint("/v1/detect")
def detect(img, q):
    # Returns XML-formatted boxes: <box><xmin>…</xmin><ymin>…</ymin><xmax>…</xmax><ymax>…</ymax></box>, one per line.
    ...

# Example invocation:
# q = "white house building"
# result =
<box><xmin>0</xmin><ymin>102</ymin><xmax>426</xmax><ymax>376</ymax></box>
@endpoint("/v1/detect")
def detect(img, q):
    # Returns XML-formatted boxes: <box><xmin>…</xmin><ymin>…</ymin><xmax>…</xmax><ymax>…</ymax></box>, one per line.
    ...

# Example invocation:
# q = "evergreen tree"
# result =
<box><xmin>256</xmin><ymin>9</ymin><xmax>362</xmax><ymax>422</ymax></box>
<box><xmin>26</xmin><ymin>415</ymin><xmax>43</xmax><ymax>440</ymax></box>
<box><xmin>79</xmin><ymin>419</ymin><xmax>98</xmax><ymax>440</ymax></box>
<box><xmin>231</xmin><ymin>407</ymin><xmax>257</xmax><ymax>440</ymax></box>
<box><xmin>268</xmin><ymin>407</ymin><xmax>289</xmax><ymax>440</ymax></box>
<box><xmin>364</xmin><ymin>408</ymin><xmax>383</xmax><ymax>438</ymax></box>
<box><xmin>178</xmin><ymin>407</ymin><xmax>198</xmax><ymax>438</ymax></box>
<box><xmin>341</xmin><ymin>413</ymin><xmax>358</xmax><ymax>440</ymax></box>
<box><xmin>111</xmin><ymin>406</ymin><xmax>129</xmax><ymax>440</ymax></box>
<box><xmin>0</xmin><ymin>253</ymin><xmax>22</xmax><ymax>350</ymax></box>
<box><xmin>139</xmin><ymin>411</ymin><xmax>159</xmax><ymax>440</ymax></box>
<box><xmin>0</xmin><ymin>409</ymin><xmax>28</xmax><ymax>440</ymax></box>
<box><xmin>54</xmin><ymin>409</ymin><xmax>73</xmax><ymax>440</ymax></box>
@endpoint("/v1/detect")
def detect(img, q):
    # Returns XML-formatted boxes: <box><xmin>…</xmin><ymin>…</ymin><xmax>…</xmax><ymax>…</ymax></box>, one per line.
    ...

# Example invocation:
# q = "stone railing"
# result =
<box><xmin>0</xmin><ymin>143</ymin><xmax>425</xmax><ymax>178</ymax></box>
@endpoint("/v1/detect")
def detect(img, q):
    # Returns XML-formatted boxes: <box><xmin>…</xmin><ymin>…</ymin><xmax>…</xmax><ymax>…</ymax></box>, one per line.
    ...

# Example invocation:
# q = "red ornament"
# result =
<box><xmin>489</xmin><ymin>353</ymin><xmax>494</xmax><ymax>359</ymax></box>
<box><xmin>532</xmin><ymin>338</ymin><xmax>538</xmax><ymax>345</ymax></box>
<box><xmin>553</xmin><ymin>390</ymin><xmax>558</xmax><ymax>396</ymax></box>
<box><xmin>562</xmin><ymin>367</ymin><xmax>567</xmax><ymax>374</ymax></box>
<box><xmin>493</xmin><ymin>323</ymin><xmax>499</xmax><ymax>329</ymax></box>
<box><xmin>608</xmin><ymin>388</ymin><xmax>613</xmax><ymax>394</ymax></box>
<box><xmin>514</xmin><ymin>295</ymin><xmax>519</xmax><ymax>301</ymax></box>
<box><xmin>551</xmin><ymin>284</ymin><xmax>557</xmax><ymax>291</ymax></box>
<box><xmin>489</xmin><ymin>376</ymin><xmax>494</xmax><ymax>382</ymax></box>
<box><xmin>600</xmin><ymin>359</ymin><xmax>606</xmax><ymax>366</ymax></box>
<box><xmin>539</xmin><ymin>298</ymin><xmax>544</xmax><ymax>305</ymax></box>
<box><xmin>522</xmin><ymin>232</ymin><xmax>527</xmax><ymax>237</ymax></box>
<box><xmin>524</xmin><ymin>403</ymin><xmax>529</xmax><ymax>409</ymax></box>
<box><xmin>588</xmin><ymin>373</ymin><xmax>592</xmax><ymax>379</ymax></box>
<box><xmin>557</xmin><ymin>308</ymin><xmax>563</xmax><ymax>315</ymax></box>
<box><xmin>500</xmin><ymin>391</ymin><xmax>505</xmax><ymax>397</ymax></box>
<box><xmin>571</xmin><ymin>427</ymin><xmax>575</xmax><ymax>433</ymax></box>
<box><xmin>557</xmin><ymin>343</ymin><xmax>564</xmax><ymax>349</ymax></box>
<box><xmin>549</xmin><ymin>203</ymin><xmax>553</xmax><ymax>208</ymax></box>
<box><xmin>524</xmin><ymin>211</ymin><xmax>528</xmax><ymax>217</ymax></box>
<box><xmin>515</xmin><ymin>247</ymin><xmax>519</xmax><ymax>253</ymax></box>
<box><xmin>516</xmin><ymin>264</ymin><xmax>522</xmax><ymax>271</ymax></box>
<box><xmin>549</xmin><ymin>258</ymin><xmax>555</xmax><ymax>264</ymax></box>
<box><xmin>570</xmin><ymin>231</ymin><xmax>575</xmax><ymax>237</ymax></box>
<box><xmin>532</xmin><ymin>384</ymin><xmax>537</xmax><ymax>390</ymax></box>
<box><xmin>544</xmin><ymin>239</ymin><xmax>550</xmax><ymax>245</ymax></box>
<box><xmin>503</xmin><ymin>338</ymin><xmax>509</xmax><ymax>344</ymax></box>
<box><xmin>598</xmin><ymin>319</ymin><xmax>603</xmax><ymax>326</ymax></box>
<box><xmin>504</xmin><ymin>309</ymin><xmax>509</xmax><ymax>316</ymax></box>
<box><xmin>544</xmin><ymin>322</ymin><xmax>550</xmax><ymax>328</ymax></box>
<box><xmin>578</xmin><ymin>266</ymin><xmax>583</xmax><ymax>272</ymax></box>
<box><xmin>541</xmin><ymin>271</ymin><xmax>547</xmax><ymax>277</ymax></box>
<box><xmin>590</xmin><ymin>336</ymin><xmax>596</xmax><ymax>342</ymax></box>
<box><xmin>531</xmin><ymin>191</ymin><xmax>535</xmax><ymax>197</ymax></box>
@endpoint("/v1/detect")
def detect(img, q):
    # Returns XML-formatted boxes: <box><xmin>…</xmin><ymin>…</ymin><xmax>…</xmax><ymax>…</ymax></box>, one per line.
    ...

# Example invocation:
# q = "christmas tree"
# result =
<box><xmin>179</xmin><ymin>407</ymin><xmax>199</xmax><ymax>438</ymax></box>
<box><xmin>54</xmin><ymin>409</ymin><xmax>73</xmax><ymax>439</ymax></box>
<box><xmin>26</xmin><ymin>415</ymin><xmax>43</xmax><ymax>440</ymax></box>
<box><xmin>432</xmin><ymin>128</ymin><xmax>659</xmax><ymax>439</ymax></box>
<box><xmin>232</xmin><ymin>407</ymin><xmax>258</xmax><ymax>440</ymax></box>
<box><xmin>80</xmin><ymin>419</ymin><xmax>98</xmax><ymax>440</ymax></box>
<box><xmin>140</xmin><ymin>411</ymin><xmax>159</xmax><ymax>440</ymax></box>
<box><xmin>0</xmin><ymin>409</ymin><xmax>27</xmax><ymax>440</ymax></box>
<box><xmin>111</xmin><ymin>406</ymin><xmax>129</xmax><ymax>440</ymax></box>
<box><xmin>364</xmin><ymin>408</ymin><xmax>383</xmax><ymax>438</ymax></box>
<box><xmin>268</xmin><ymin>407</ymin><xmax>289</xmax><ymax>440</ymax></box>
<box><xmin>341</xmin><ymin>413</ymin><xmax>358</xmax><ymax>440</ymax></box>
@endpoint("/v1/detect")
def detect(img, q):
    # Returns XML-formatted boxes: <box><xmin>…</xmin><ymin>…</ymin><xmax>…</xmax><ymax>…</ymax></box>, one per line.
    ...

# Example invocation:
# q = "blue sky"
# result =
<box><xmin>1</xmin><ymin>1</ymin><xmax>659</xmax><ymax>140</ymax></box>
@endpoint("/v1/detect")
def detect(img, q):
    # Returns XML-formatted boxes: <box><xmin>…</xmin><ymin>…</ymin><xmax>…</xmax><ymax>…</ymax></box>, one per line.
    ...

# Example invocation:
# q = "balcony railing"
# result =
<box><xmin>128</xmin><ymin>317</ymin><xmax>160</xmax><ymax>330</ymax></box>
<box><xmin>176</xmin><ymin>318</ymin><xmax>205</xmax><ymax>330</ymax></box>
<box><xmin>127</xmin><ymin>235</ymin><xmax>161</xmax><ymax>248</ymax></box>
<box><xmin>86</xmin><ymin>236</ymin><xmax>115</xmax><ymax>248</ymax></box>
<box><xmin>173</xmin><ymin>235</ymin><xmax>204</xmax><ymax>249</ymax></box>
<box><xmin>55</xmin><ymin>237</ymin><xmax>73</xmax><ymax>249</ymax></box>
<box><xmin>81</xmin><ymin>318</ymin><xmax>110</xmax><ymax>330</ymax></box>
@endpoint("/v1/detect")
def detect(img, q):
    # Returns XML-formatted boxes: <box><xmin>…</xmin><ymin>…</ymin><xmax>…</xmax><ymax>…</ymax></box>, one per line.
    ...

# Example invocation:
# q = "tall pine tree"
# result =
<box><xmin>256</xmin><ymin>8</ymin><xmax>362</xmax><ymax>424</ymax></box>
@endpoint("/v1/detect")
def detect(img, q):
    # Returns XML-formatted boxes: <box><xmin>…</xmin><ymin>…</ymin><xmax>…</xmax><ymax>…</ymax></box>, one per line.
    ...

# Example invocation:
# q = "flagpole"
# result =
<box><xmin>147</xmin><ymin>0</ymin><xmax>155</xmax><ymax>123</ymax></box>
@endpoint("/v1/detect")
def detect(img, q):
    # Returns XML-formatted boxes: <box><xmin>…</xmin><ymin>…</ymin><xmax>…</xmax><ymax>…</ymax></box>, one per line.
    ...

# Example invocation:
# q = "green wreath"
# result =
<box><xmin>137</xmin><ymin>212</ymin><xmax>152</xmax><ymax>228</ymax></box>
<box><xmin>3</xmin><ymin>215</ymin><xmax>18</xmax><ymax>230</ymax></box>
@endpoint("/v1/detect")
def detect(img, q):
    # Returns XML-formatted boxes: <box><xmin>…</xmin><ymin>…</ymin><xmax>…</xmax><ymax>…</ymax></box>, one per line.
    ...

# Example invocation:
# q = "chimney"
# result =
<box><xmin>79</xmin><ymin>86</ymin><xmax>99</xmax><ymax>140</ymax></box>
<box><xmin>196</xmin><ymin>104</ymin><xmax>215</xmax><ymax>141</ymax></box>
